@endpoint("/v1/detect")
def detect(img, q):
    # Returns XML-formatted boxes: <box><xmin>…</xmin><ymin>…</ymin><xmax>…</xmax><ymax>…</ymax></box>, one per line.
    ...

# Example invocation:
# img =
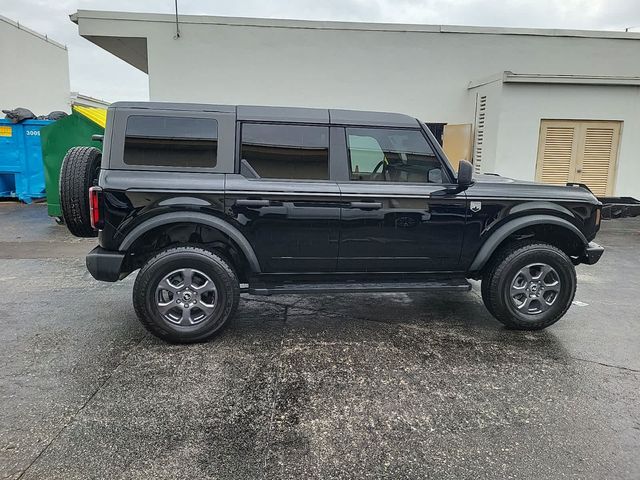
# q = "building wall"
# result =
<box><xmin>73</xmin><ymin>13</ymin><xmax>640</xmax><ymax>195</ymax></box>
<box><xmin>74</xmin><ymin>14</ymin><xmax>640</xmax><ymax>124</ymax></box>
<box><xmin>467</xmin><ymin>80</ymin><xmax>503</xmax><ymax>175</ymax></box>
<box><xmin>494</xmin><ymin>83</ymin><xmax>640</xmax><ymax>197</ymax></box>
<box><xmin>0</xmin><ymin>17</ymin><xmax>70</xmax><ymax>115</ymax></box>
<box><xmin>146</xmin><ymin>23</ymin><xmax>640</xmax><ymax>126</ymax></box>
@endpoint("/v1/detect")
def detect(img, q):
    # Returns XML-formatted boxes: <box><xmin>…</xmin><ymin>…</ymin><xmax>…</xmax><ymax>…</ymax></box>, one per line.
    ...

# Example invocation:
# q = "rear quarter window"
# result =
<box><xmin>124</xmin><ymin>115</ymin><xmax>218</xmax><ymax>167</ymax></box>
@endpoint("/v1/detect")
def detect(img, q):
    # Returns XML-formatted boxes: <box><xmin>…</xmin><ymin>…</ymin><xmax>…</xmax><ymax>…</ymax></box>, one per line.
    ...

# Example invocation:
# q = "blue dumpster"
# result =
<box><xmin>0</xmin><ymin>119</ymin><xmax>52</xmax><ymax>203</ymax></box>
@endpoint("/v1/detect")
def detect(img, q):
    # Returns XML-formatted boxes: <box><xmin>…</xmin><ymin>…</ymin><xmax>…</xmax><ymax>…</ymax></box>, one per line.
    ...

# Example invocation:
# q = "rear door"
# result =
<box><xmin>335</xmin><ymin>126</ymin><xmax>467</xmax><ymax>272</ymax></box>
<box><xmin>225</xmin><ymin>122</ymin><xmax>341</xmax><ymax>272</ymax></box>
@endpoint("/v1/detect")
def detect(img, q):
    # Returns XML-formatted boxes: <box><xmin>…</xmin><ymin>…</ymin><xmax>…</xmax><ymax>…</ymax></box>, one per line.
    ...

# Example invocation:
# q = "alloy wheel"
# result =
<box><xmin>155</xmin><ymin>268</ymin><xmax>218</xmax><ymax>326</ymax></box>
<box><xmin>509</xmin><ymin>263</ymin><xmax>561</xmax><ymax>315</ymax></box>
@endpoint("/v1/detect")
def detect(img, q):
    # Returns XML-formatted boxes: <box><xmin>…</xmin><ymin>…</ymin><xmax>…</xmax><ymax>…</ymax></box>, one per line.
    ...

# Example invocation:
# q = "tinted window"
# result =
<box><xmin>347</xmin><ymin>128</ymin><xmax>444</xmax><ymax>183</ymax></box>
<box><xmin>124</xmin><ymin>115</ymin><xmax>218</xmax><ymax>167</ymax></box>
<box><xmin>241</xmin><ymin>124</ymin><xmax>329</xmax><ymax>180</ymax></box>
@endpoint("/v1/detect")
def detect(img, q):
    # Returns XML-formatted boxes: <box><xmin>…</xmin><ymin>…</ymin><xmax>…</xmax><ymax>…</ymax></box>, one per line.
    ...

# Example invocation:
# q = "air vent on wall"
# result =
<box><xmin>473</xmin><ymin>95</ymin><xmax>487</xmax><ymax>174</ymax></box>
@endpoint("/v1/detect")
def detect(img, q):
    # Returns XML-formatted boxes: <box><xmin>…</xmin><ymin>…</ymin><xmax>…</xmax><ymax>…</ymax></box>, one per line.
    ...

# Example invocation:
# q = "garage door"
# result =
<box><xmin>536</xmin><ymin>120</ymin><xmax>621</xmax><ymax>196</ymax></box>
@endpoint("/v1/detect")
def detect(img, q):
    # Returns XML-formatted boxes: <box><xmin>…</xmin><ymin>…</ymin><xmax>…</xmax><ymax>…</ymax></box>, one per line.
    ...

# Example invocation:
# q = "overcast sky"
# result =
<box><xmin>3</xmin><ymin>0</ymin><xmax>639</xmax><ymax>102</ymax></box>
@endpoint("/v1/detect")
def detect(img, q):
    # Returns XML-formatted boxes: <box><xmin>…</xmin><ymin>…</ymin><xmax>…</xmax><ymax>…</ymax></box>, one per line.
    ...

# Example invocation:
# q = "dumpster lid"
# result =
<box><xmin>73</xmin><ymin>105</ymin><xmax>107</xmax><ymax>128</ymax></box>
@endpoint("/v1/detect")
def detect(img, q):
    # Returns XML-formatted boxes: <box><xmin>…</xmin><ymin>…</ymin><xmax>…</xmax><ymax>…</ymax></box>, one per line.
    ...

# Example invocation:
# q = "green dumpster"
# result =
<box><xmin>40</xmin><ymin>106</ymin><xmax>106</xmax><ymax>219</ymax></box>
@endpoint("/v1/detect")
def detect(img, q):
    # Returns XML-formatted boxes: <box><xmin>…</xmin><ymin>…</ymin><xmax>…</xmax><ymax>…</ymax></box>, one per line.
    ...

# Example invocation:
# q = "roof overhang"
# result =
<box><xmin>468</xmin><ymin>71</ymin><xmax>640</xmax><ymax>89</ymax></box>
<box><xmin>70</xmin><ymin>11</ymin><xmax>148</xmax><ymax>73</ymax></box>
<box><xmin>69</xmin><ymin>10</ymin><xmax>640</xmax><ymax>39</ymax></box>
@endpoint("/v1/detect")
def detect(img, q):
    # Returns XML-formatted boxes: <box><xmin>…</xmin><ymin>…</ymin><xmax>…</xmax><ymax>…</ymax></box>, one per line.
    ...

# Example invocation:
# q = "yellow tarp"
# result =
<box><xmin>73</xmin><ymin>105</ymin><xmax>107</xmax><ymax>128</ymax></box>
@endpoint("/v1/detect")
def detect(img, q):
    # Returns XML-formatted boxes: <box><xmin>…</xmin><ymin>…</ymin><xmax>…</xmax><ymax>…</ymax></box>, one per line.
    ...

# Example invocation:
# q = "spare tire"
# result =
<box><xmin>59</xmin><ymin>146</ymin><xmax>102</xmax><ymax>238</ymax></box>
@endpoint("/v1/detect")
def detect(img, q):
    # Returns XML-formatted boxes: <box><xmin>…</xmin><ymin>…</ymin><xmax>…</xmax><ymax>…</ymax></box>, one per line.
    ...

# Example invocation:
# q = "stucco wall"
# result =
<box><xmin>0</xmin><ymin>17</ymin><xmax>70</xmax><ymax>115</ymax></box>
<box><xmin>148</xmin><ymin>24</ymin><xmax>640</xmax><ymax>126</ymax></box>
<box><xmin>74</xmin><ymin>13</ymin><xmax>640</xmax><ymax>196</ymax></box>
<box><xmin>494</xmin><ymin>83</ymin><xmax>640</xmax><ymax>197</ymax></box>
<box><xmin>74</xmin><ymin>13</ymin><xmax>640</xmax><ymax>126</ymax></box>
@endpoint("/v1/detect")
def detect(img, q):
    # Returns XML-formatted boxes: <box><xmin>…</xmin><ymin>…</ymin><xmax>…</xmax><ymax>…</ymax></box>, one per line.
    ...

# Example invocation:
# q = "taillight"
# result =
<box><xmin>89</xmin><ymin>186</ymin><xmax>103</xmax><ymax>230</ymax></box>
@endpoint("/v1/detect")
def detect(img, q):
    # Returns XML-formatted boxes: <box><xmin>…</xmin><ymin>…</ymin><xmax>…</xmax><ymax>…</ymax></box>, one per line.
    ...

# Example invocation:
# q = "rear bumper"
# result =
<box><xmin>582</xmin><ymin>241</ymin><xmax>604</xmax><ymax>265</ymax></box>
<box><xmin>86</xmin><ymin>246</ymin><xmax>126</xmax><ymax>282</ymax></box>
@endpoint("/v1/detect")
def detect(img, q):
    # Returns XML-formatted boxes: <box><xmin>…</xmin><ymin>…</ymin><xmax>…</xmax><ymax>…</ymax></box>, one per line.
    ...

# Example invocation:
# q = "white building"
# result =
<box><xmin>0</xmin><ymin>15</ymin><xmax>70</xmax><ymax>115</ymax></box>
<box><xmin>71</xmin><ymin>10</ymin><xmax>640</xmax><ymax>197</ymax></box>
<box><xmin>70</xmin><ymin>92</ymin><xmax>111</xmax><ymax>109</ymax></box>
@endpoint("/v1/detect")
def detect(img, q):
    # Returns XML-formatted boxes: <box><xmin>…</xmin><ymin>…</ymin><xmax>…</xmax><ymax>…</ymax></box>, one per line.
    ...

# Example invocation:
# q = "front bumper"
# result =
<box><xmin>86</xmin><ymin>246</ymin><xmax>126</xmax><ymax>282</ymax></box>
<box><xmin>582</xmin><ymin>241</ymin><xmax>604</xmax><ymax>265</ymax></box>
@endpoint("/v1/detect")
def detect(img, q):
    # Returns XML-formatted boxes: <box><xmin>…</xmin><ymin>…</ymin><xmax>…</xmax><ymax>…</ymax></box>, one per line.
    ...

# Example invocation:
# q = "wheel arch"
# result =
<box><xmin>119</xmin><ymin>212</ymin><xmax>261</xmax><ymax>274</ymax></box>
<box><xmin>469</xmin><ymin>214</ymin><xmax>588</xmax><ymax>273</ymax></box>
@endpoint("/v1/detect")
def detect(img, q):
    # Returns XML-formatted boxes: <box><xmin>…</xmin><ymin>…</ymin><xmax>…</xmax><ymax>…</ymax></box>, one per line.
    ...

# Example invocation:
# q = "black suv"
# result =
<box><xmin>59</xmin><ymin>102</ymin><xmax>604</xmax><ymax>343</ymax></box>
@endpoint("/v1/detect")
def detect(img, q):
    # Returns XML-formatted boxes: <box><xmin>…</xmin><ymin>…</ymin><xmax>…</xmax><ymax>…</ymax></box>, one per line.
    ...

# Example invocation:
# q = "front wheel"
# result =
<box><xmin>482</xmin><ymin>241</ymin><xmax>577</xmax><ymax>330</ymax></box>
<box><xmin>133</xmin><ymin>246</ymin><xmax>240</xmax><ymax>343</ymax></box>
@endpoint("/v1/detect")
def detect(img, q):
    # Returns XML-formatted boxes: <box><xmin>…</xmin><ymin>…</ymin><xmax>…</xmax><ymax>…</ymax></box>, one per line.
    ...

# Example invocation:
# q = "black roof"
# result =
<box><xmin>110</xmin><ymin>102</ymin><xmax>419</xmax><ymax>127</ymax></box>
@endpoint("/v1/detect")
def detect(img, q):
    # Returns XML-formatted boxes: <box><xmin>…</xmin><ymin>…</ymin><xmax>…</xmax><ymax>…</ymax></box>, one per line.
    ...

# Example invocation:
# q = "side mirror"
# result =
<box><xmin>457</xmin><ymin>160</ymin><xmax>474</xmax><ymax>190</ymax></box>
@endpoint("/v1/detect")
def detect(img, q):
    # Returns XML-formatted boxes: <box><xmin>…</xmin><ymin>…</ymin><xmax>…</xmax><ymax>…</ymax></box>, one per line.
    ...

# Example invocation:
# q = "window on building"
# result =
<box><xmin>347</xmin><ymin>128</ymin><xmax>444</xmax><ymax>183</ymax></box>
<box><xmin>124</xmin><ymin>115</ymin><xmax>218</xmax><ymax>167</ymax></box>
<box><xmin>241</xmin><ymin>124</ymin><xmax>329</xmax><ymax>180</ymax></box>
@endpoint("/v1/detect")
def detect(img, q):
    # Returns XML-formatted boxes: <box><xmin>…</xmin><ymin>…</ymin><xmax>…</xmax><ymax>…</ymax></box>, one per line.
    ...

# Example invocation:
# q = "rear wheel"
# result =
<box><xmin>59</xmin><ymin>146</ymin><xmax>101</xmax><ymax>237</ymax></box>
<box><xmin>481</xmin><ymin>241</ymin><xmax>576</xmax><ymax>330</ymax></box>
<box><xmin>133</xmin><ymin>246</ymin><xmax>240</xmax><ymax>343</ymax></box>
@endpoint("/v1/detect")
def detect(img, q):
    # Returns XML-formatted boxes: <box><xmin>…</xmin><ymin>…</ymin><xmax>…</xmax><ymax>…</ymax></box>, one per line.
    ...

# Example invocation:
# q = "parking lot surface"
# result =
<box><xmin>1</xmin><ymin>202</ymin><xmax>639</xmax><ymax>479</ymax></box>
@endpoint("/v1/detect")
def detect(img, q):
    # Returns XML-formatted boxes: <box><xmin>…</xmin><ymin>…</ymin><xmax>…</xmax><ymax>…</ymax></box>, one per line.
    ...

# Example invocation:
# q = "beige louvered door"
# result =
<box><xmin>536</xmin><ymin>121</ymin><xmax>580</xmax><ymax>187</ymax></box>
<box><xmin>536</xmin><ymin>120</ymin><xmax>621</xmax><ymax>196</ymax></box>
<box><xmin>577</xmin><ymin>123</ymin><xmax>621</xmax><ymax>196</ymax></box>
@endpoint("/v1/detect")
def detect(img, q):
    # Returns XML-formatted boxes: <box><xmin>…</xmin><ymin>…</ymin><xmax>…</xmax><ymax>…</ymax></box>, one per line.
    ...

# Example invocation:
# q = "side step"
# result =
<box><xmin>247</xmin><ymin>278</ymin><xmax>471</xmax><ymax>296</ymax></box>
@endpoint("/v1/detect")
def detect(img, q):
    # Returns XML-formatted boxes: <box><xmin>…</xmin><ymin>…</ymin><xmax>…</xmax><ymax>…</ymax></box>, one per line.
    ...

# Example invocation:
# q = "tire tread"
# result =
<box><xmin>59</xmin><ymin>146</ymin><xmax>101</xmax><ymax>238</ymax></box>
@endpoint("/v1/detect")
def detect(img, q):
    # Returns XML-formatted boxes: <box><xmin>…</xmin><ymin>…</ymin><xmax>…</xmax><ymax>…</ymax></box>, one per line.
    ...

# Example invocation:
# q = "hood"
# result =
<box><xmin>468</xmin><ymin>174</ymin><xmax>599</xmax><ymax>204</ymax></box>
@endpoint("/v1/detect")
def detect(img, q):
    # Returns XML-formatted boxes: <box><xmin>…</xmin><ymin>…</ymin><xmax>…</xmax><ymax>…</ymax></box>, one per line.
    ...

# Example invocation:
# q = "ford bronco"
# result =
<box><xmin>59</xmin><ymin>102</ymin><xmax>604</xmax><ymax>343</ymax></box>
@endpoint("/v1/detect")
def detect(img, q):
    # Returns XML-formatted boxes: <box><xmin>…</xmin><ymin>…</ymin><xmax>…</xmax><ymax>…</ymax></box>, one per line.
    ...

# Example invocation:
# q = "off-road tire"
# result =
<box><xmin>482</xmin><ymin>241</ymin><xmax>577</xmax><ymax>330</ymax></box>
<box><xmin>133</xmin><ymin>246</ymin><xmax>240</xmax><ymax>343</ymax></box>
<box><xmin>59</xmin><ymin>146</ymin><xmax>101</xmax><ymax>237</ymax></box>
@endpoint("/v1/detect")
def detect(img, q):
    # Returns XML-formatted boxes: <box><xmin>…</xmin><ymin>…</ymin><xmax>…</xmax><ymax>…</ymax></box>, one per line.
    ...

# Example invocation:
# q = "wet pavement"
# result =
<box><xmin>0</xmin><ymin>202</ymin><xmax>638</xmax><ymax>479</ymax></box>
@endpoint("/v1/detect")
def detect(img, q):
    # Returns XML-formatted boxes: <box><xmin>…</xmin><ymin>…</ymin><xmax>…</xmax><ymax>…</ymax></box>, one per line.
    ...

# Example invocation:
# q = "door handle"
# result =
<box><xmin>349</xmin><ymin>201</ymin><xmax>382</xmax><ymax>209</ymax></box>
<box><xmin>235</xmin><ymin>199</ymin><xmax>270</xmax><ymax>207</ymax></box>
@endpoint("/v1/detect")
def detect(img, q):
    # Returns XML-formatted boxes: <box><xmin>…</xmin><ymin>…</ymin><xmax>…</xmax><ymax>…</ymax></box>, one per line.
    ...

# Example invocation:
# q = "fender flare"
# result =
<box><xmin>118</xmin><ymin>212</ymin><xmax>261</xmax><ymax>273</ymax></box>
<box><xmin>469</xmin><ymin>214</ymin><xmax>588</xmax><ymax>272</ymax></box>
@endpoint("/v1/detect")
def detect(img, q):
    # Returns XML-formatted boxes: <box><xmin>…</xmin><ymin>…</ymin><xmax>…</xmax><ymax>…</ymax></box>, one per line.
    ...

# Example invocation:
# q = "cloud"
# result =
<box><xmin>2</xmin><ymin>0</ymin><xmax>639</xmax><ymax>101</ymax></box>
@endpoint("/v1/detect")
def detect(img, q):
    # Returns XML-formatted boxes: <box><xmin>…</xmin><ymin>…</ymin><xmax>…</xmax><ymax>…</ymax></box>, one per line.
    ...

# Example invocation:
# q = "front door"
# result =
<box><xmin>225</xmin><ymin>122</ymin><xmax>341</xmax><ymax>272</ymax></box>
<box><xmin>336</xmin><ymin>126</ymin><xmax>467</xmax><ymax>272</ymax></box>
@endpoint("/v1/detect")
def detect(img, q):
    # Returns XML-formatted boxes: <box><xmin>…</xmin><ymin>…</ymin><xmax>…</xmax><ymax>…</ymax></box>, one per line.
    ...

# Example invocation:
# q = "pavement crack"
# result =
<box><xmin>570</xmin><ymin>356</ymin><xmax>640</xmax><ymax>373</ymax></box>
<box><xmin>242</xmin><ymin>297</ymin><xmax>292</xmax><ymax>309</ymax></box>
<box><xmin>16</xmin><ymin>334</ymin><xmax>148</xmax><ymax>479</ymax></box>
<box><xmin>262</xmin><ymin>333</ymin><xmax>287</xmax><ymax>477</ymax></box>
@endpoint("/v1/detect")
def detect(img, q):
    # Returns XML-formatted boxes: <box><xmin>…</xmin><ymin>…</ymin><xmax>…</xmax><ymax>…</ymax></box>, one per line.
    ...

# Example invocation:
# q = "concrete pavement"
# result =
<box><xmin>1</xmin><ymin>202</ymin><xmax>638</xmax><ymax>479</ymax></box>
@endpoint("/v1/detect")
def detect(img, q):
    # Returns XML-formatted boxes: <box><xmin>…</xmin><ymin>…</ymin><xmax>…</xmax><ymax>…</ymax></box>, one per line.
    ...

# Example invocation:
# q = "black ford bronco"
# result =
<box><xmin>59</xmin><ymin>102</ymin><xmax>604</xmax><ymax>343</ymax></box>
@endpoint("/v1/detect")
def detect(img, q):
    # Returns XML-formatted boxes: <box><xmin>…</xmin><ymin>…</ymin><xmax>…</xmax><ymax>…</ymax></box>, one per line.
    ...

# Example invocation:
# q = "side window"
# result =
<box><xmin>241</xmin><ymin>123</ymin><xmax>329</xmax><ymax>180</ymax></box>
<box><xmin>124</xmin><ymin>115</ymin><xmax>218</xmax><ymax>167</ymax></box>
<box><xmin>347</xmin><ymin>128</ymin><xmax>445</xmax><ymax>183</ymax></box>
